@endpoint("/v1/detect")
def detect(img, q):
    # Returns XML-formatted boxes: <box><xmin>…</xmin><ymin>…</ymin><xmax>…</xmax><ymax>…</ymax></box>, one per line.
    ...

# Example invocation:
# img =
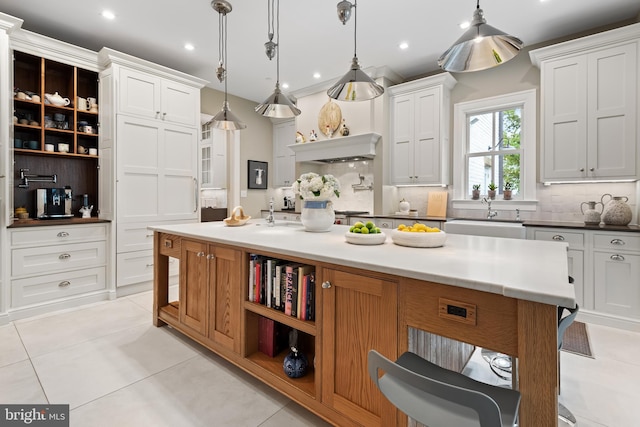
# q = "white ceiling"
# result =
<box><xmin>1</xmin><ymin>0</ymin><xmax>639</xmax><ymax>103</ymax></box>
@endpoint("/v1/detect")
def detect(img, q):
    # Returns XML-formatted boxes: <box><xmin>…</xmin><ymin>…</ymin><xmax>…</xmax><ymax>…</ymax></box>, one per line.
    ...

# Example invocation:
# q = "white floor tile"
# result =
<box><xmin>70</xmin><ymin>355</ymin><xmax>289</xmax><ymax>427</ymax></box>
<box><xmin>16</xmin><ymin>298</ymin><xmax>151</xmax><ymax>358</ymax></box>
<box><xmin>0</xmin><ymin>324</ymin><xmax>29</xmax><ymax>368</ymax></box>
<box><xmin>31</xmin><ymin>323</ymin><xmax>198</xmax><ymax>409</ymax></box>
<box><xmin>0</xmin><ymin>360</ymin><xmax>47</xmax><ymax>404</ymax></box>
<box><xmin>587</xmin><ymin>323</ymin><xmax>640</xmax><ymax>367</ymax></box>
<box><xmin>126</xmin><ymin>286</ymin><xmax>179</xmax><ymax>313</ymax></box>
<box><xmin>258</xmin><ymin>401</ymin><xmax>333</xmax><ymax>427</ymax></box>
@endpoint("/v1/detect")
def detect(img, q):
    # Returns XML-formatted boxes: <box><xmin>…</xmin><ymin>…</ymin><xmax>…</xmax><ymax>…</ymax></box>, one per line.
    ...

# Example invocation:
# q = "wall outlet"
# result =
<box><xmin>240</xmin><ymin>190</ymin><xmax>247</xmax><ymax>198</ymax></box>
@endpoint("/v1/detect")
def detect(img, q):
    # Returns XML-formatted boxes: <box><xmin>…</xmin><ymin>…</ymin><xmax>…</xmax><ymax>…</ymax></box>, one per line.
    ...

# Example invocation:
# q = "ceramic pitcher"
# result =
<box><xmin>580</xmin><ymin>201</ymin><xmax>603</xmax><ymax>225</ymax></box>
<box><xmin>600</xmin><ymin>193</ymin><xmax>632</xmax><ymax>226</ymax></box>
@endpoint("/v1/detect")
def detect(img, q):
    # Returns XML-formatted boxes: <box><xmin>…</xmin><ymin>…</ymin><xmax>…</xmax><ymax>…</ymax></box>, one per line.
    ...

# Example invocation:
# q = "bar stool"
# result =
<box><xmin>368</xmin><ymin>350</ymin><xmax>521</xmax><ymax>427</ymax></box>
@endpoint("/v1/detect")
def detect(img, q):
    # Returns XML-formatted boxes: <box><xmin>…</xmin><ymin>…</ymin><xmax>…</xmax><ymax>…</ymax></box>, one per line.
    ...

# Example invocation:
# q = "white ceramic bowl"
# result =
<box><xmin>344</xmin><ymin>231</ymin><xmax>386</xmax><ymax>245</ymax></box>
<box><xmin>390</xmin><ymin>229</ymin><xmax>447</xmax><ymax>248</ymax></box>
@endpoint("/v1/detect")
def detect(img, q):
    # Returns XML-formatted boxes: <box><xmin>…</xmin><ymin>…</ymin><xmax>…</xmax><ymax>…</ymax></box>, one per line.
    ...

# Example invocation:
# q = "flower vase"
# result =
<box><xmin>301</xmin><ymin>200</ymin><xmax>335</xmax><ymax>232</ymax></box>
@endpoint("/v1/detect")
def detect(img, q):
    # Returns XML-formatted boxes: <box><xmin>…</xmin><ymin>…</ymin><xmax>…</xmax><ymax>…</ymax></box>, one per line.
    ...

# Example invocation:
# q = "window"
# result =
<box><xmin>452</xmin><ymin>89</ymin><xmax>537</xmax><ymax>208</ymax></box>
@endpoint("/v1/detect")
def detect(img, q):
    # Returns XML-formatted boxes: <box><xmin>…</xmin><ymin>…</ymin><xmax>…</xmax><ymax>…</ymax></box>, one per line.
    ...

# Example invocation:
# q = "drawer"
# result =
<box><xmin>158</xmin><ymin>233</ymin><xmax>182</xmax><ymax>258</ymax></box>
<box><xmin>12</xmin><ymin>267</ymin><xmax>106</xmax><ymax>308</ymax></box>
<box><xmin>116</xmin><ymin>250</ymin><xmax>178</xmax><ymax>287</ymax></box>
<box><xmin>12</xmin><ymin>241</ymin><xmax>106</xmax><ymax>277</ymax></box>
<box><xmin>593</xmin><ymin>233</ymin><xmax>640</xmax><ymax>252</ymax></box>
<box><xmin>11</xmin><ymin>224</ymin><xmax>107</xmax><ymax>247</ymax></box>
<box><xmin>533</xmin><ymin>230</ymin><xmax>584</xmax><ymax>248</ymax></box>
<box><xmin>117</xmin><ymin>220</ymin><xmax>197</xmax><ymax>253</ymax></box>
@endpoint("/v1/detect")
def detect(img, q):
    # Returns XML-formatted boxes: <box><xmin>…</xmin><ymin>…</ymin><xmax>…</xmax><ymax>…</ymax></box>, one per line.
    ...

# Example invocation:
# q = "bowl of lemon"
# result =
<box><xmin>345</xmin><ymin>221</ymin><xmax>387</xmax><ymax>245</ymax></box>
<box><xmin>390</xmin><ymin>223</ymin><xmax>446</xmax><ymax>248</ymax></box>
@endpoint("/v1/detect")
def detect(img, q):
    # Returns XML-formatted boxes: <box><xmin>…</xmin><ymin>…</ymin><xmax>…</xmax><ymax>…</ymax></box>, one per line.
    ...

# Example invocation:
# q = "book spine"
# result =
<box><xmin>285</xmin><ymin>265</ymin><xmax>293</xmax><ymax>316</ymax></box>
<box><xmin>266</xmin><ymin>259</ymin><xmax>272</xmax><ymax>308</ymax></box>
<box><xmin>307</xmin><ymin>273</ymin><xmax>315</xmax><ymax>321</ymax></box>
<box><xmin>274</xmin><ymin>265</ymin><xmax>281</xmax><ymax>310</ymax></box>
<box><xmin>300</xmin><ymin>275</ymin><xmax>308</xmax><ymax>320</ymax></box>
<box><xmin>249</xmin><ymin>254</ymin><xmax>256</xmax><ymax>302</ymax></box>
<box><xmin>291</xmin><ymin>269</ymin><xmax>299</xmax><ymax>318</ymax></box>
<box><xmin>254</xmin><ymin>260</ymin><xmax>261</xmax><ymax>303</ymax></box>
<box><xmin>279</xmin><ymin>267</ymin><xmax>287</xmax><ymax>312</ymax></box>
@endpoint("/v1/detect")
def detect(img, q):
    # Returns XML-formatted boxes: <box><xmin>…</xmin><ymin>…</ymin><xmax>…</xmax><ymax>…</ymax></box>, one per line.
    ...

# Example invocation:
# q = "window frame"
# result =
<box><xmin>452</xmin><ymin>89</ymin><xmax>537</xmax><ymax>210</ymax></box>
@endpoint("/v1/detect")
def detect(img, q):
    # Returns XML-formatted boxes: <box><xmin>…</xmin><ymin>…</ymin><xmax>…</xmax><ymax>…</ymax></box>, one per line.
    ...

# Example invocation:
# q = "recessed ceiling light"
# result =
<box><xmin>101</xmin><ymin>10</ymin><xmax>116</xmax><ymax>20</ymax></box>
<box><xmin>399</xmin><ymin>42</ymin><xmax>409</xmax><ymax>50</ymax></box>
<box><xmin>282</xmin><ymin>83</ymin><xmax>289</xmax><ymax>89</ymax></box>
<box><xmin>313</xmin><ymin>72</ymin><xmax>321</xmax><ymax>79</ymax></box>
<box><xmin>184</xmin><ymin>43</ymin><xmax>195</xmax><ymax>51</ymax></box>
<box><xmin>459</xmin><ymin>21</ymin><xmax>470</xmax><ymax>29</ymax></box>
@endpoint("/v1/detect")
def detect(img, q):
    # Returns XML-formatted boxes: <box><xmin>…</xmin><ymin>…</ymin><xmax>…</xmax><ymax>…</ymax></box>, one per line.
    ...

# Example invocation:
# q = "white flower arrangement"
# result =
<box><xmin>292</xmin><ymin>172</ymin><xmax>341</xmax><ymax>200</ymax></box>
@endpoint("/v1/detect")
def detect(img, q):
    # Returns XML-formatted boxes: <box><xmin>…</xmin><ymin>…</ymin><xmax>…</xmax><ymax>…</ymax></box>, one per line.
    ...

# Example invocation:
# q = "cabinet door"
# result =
<box><xmin>208</xmin><ymin>245</ymin><xmax>242</xmax><ymax>353</ymax></box>
<box><xmin>413</xmin><ymin>88</ymin><xmax>441</xmax><ymax>184</ymax></box>
<box><xmin>211</xmin><ymin>129</ymin><xmax>227</xmax><ymax>189</ymax></box>
<box><xmin>567</xmin><ymin>249</ymin><xmax>585</xmax><ymax>308</ymax></box>
<box><xmin>542</xmin><ymin>56</ymin><xmax>588</xmax><ymax>180</ymax></box>
<box><xmin>118</xmin><ymin>68</ymin><xmax>161</xmax><ymax>119</ymax></box>
<box><xmin>161</xmin><ymin>80</ymin><xmax>199</xmax><ymax>127</ymax></box>
<box><xmin>390</xmin><ymin>94</ymin><xmax>414</xmax><ymax>185</ymax></box>
<box><xmin>321</xmin><ymin>268</ymin><xmax>397</xmax><ymax>427</ymax></box>
<box><xmin>594</xmin><ymin>251</ymin><xmax>640</xmax><ymax>318</ymax></box>
<box><xmin>180</xmin><ymin>240</ymin><xmax>209</xmax><ymax>335</ymax></box>
<box><xmin>200</xmin><ymin>142</ymin><xmax>213</xmax><ymax>188</ymax></box>
<box><xmin>586</xmin><ymin>43</ymin><xmax>637</xmax><ymax>179</ymax></box>
<box><xmin>161</xmin><ymin>124</ymin><xmax>198</xmax><ymax>221</ymax></box>
<box><xmin>273</xmin><ymin>120</ymin><xmax>296</xmax><ymax>187</ymax></box>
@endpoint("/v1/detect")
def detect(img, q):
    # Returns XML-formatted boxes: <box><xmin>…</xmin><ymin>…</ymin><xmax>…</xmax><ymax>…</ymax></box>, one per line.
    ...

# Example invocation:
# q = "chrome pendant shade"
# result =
<box><xmin>256</xmin><ymin>0</ymin><xmax>301</xmax><ymax>118</ymax></box>
<box><xmin>438</xmin><ymin>1</ymin><xmax>523</xmax><ymax>73</ymax></box>
<box><xmin>328</xmin><ymin>0</ymin><xmax>383</xmax><ymax>102</ymax></box>
<box><xmin>210</xmin><ymin>0</ymin><xmax>246</xmax><ymax>130</ymax></box>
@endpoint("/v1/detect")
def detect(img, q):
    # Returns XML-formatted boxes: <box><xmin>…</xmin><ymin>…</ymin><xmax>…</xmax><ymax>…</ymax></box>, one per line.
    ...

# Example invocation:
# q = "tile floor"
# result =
<box><xmin>1</xmin><ymin>290</ymin><xmax>639</xmax><ymax>426</ymax></box>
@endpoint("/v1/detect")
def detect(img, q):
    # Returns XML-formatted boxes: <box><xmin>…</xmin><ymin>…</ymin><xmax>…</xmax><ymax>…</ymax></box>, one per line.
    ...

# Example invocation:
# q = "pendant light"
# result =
<box><xmin>255</xmin><ymin>0</ymin><xmax>301</xmax><ymax>118</ymax></box>
<box><xmin>438</xmin><ymin>0</ymin><xmax>523</xmax><ymax>73</ymax></box>
<box><xmin>210</xmin><ymin>0</ymin><xmax>246</xmax><ymax>130</ymax></box>
<box><xmin>327</xmin><ymin>0</ymin><xmax>384</xmax><ymax>102</ymax></box>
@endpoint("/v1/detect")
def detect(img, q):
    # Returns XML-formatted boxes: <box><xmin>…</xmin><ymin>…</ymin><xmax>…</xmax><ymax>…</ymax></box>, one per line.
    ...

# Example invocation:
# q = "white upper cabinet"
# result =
<box><xmin>531</xmin><ymin>24</ymin><xmax>640</xmax><ymax>182</ymax></box>
<box><xmin>389</xmin><ymin>73</ymin><xmax>456</xmax><ymax>185</ymax></box>
<box><xmin>272</xmin><ymin>120</ymin><xmax>296</xmax><ymax>187</ymax></box>
<box><xmin>118</xmin><ymin>67</ymin><xmax>199</xmax><ymax>127</ymax></box>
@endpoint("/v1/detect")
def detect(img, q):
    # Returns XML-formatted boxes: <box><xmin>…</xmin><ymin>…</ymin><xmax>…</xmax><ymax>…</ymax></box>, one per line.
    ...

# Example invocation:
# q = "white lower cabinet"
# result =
<box><xmin>528</xmin><ymin>227</ymin><xmax>640</xmax><ymax>327</ymax></box>
<box><xmin>10</xmin><ymin>223</ymin><xmax>109</xmax><ymax>310</ymax></box>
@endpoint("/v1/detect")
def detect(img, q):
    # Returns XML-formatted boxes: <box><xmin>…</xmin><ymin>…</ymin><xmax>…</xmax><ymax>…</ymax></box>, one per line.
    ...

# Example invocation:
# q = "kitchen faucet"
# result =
<box><xmin>482</xmin><ymin>197</ymin><xmax>498</xmax><ymax>219</ymax></box>
<box><xmin>266</xmin><ymin>198</ymin><xmax>275</xmax><ymax>227</ymax></box>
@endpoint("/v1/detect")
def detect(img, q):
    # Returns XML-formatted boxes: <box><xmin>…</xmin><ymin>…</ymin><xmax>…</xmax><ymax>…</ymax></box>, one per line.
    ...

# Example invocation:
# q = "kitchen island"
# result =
<box><xmin>151</xmin><ymin>221</ymin><xmax>574</xmax><ymax>427</ymax></box>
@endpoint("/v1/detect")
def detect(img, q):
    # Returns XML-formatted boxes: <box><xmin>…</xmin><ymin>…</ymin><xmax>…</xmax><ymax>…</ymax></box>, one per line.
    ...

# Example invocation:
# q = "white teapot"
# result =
<box><xmin>45</xmin><ymin>92</ymin><xmax>70</xmax><ymax>107</ymax></box>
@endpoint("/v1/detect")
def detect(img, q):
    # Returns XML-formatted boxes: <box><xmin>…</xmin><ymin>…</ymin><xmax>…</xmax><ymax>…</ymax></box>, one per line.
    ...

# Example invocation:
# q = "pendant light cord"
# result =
<box><xmin>276</xmin><ymin>0</ymin><xmax>280</xmax><ymax>85</ymax></box>
<box><xmin>353</xmin><ymin>0</ymin><xmax>358</xmax><ymax>58</ymax></box>
<box><xmin>221</xmin><ymin>11</ymin><xmax>228</xmax><ymax>104</ymax></box>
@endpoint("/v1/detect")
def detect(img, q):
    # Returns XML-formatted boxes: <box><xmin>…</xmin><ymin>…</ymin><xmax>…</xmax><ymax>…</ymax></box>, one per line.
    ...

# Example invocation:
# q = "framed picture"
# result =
<box><xmin>248</xmin><ymin>160</ymin><xmax>268</xmax><ymax>189</ymax></box>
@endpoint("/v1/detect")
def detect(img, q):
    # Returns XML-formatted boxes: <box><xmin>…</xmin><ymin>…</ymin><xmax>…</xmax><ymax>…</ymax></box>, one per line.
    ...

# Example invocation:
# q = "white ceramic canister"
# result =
<box><xmin>580</xmin><ymin>201</ymin><xmax>603</xmax><ymax>225</ymax></box>
<box><xmin>600</xmin><ymin>193</ymin><xmax>632</xmax><ymax>226</ymax></box>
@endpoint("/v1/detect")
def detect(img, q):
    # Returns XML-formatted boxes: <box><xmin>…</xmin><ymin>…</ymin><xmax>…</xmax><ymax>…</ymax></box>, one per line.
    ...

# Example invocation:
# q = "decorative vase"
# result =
<box><xmin>301</xmin><ymin>200</ymin><xmax>335</xmax><ymax>232</ymax></box>
<box><xmin>600</xmin><ymin>194</ymin><xmax>632</xmax><ymax>226</ymax></box>
<box><xmin>283</xmin><ymin>347</ymin><xmax>308</xmax><ymax>378</ymax></box>
<box><xmin>580</xmin><ymin>201</ymin><xmax>603</xmax><ymax>225</ymax></box>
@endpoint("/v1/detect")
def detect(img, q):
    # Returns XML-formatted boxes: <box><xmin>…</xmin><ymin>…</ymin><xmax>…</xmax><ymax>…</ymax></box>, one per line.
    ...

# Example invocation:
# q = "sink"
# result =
<box><xmin>444</xmin><ymin>219</ymin><xmax>525</xmax><ymax>239</ymax></box>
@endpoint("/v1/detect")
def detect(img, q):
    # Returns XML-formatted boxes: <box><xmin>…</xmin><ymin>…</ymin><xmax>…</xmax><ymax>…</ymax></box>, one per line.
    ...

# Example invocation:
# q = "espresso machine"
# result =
<box><xmin>36</xmin><ymin>187</ymin><xmax>73</xmax><ymax>218</ymax></box>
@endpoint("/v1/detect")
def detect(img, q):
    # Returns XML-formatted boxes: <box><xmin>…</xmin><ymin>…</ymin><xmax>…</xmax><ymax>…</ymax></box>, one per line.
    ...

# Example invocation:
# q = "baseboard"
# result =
<box><xmin>8</xmin><ymin>291</ymin><xmax>112</xmax><ymax>322</ymax></box>
<box><xmin>577</xmin><ymin>310</ymin><xmax>640</xmax><ymax>332</ymax></box>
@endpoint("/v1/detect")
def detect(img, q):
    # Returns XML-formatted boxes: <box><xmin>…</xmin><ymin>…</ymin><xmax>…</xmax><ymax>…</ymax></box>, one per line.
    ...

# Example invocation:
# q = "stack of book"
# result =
<box><xmin>248</xmin><ymin>255</ymin><xmax>316</xmax><ymax>321</ymax></box>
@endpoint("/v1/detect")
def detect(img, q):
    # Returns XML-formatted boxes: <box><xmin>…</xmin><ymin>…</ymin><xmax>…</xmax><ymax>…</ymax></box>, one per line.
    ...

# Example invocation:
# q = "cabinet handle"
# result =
<box><xmin>59</xmin><ymin>253</ymin><xmax>71</xmax><ymax>260</ymax></box>
<box><xmin>57</xmin><ymin>231</ymin><xmax>69</xmax><ymax>238</ymax></box>
<box><xmin>322</xmin><ymin>281</ymin><xmax>331</xmax><ymax>289</ymax></box>
<box><xmin>610</xmin><ymin>254</ymin><xmax>625</xmax><ymax>261</ymax></box>
<box><xmin>193</xmin><ymin>177</ymin><xmax>198</xmax><ymax>213</ymax></box>
<box><xmin>197</xmin><ymin>251</ymin><xmax>205</xmax><ymax>257</ymax></box>
<box><xmin>146</xmin><ymin>263</ymin><xmax>154</xmax><ymax>267</ymax></box>
<box><xmin>610</xmin><ymin>239</ymin><xmax>625</xmax><ymax>246</ymax></box>
<box><xmin>206</xmin><ymin>254</ymin><xmax>215</xmax><ymax>260</ymax></box>
<box><xmin>589</xmin><ymin>168</ymin><xmax>595</xmax><ymax>172</ymax></box>
<box><xmin>162</xmin><ymin>112</ymin><xmax>167</xmax><ymax>119</ymax></box>
<box><xmin>155</xmin><ymin>111</ymin><xmax>161</xmax><ymax>118</ymax></box>
<box><xmin>552</xmin><ymin>235</ymin><xmax>565</xmax><ymax>241</ymax></box>
<box><xmin>579</xmin><ymin>168</ymin><xmax>584</xmax><ymax>172</ymax></box>
<box><xmin>58</xmin><ymin>281</ymin><xmax>71</xmax><ymax>288</ymax></box>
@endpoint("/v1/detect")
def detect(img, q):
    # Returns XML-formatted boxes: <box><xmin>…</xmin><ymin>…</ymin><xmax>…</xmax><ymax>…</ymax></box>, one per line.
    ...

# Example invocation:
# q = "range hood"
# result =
<box><xmin>288</xmin><ymin>132</ymin><xmax>381</xmax><ymax>163</ymax></box>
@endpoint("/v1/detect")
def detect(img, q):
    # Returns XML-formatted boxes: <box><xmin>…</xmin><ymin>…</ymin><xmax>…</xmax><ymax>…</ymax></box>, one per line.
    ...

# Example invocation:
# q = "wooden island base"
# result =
<box><xmin>152</xmin><ymin>228</ymin><xmax>562</xmax><ymax>427</ymax></box>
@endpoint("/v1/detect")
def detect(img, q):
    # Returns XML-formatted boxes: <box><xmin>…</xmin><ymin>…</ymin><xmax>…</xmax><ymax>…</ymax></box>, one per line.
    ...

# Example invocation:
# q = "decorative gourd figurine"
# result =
<box><xmin>283</xmin><ymin>346</ymin><xmax>308</xmax><ymax>378</ymax></box>
<box><xmin>340</xmin><ymin>119</ymin><xmax>349</xmax><ymax>136</ymax></box>
<box><xmin>309</xmin><ymin>130</ymin><xmax>317</xmax><ymax>141</ymax></box>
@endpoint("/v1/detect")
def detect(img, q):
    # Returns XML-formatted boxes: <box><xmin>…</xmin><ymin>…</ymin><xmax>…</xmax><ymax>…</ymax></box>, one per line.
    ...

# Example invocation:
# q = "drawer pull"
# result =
<box><xmin>610</xmin><ymin>254</ymin><xmax>625</xmax><ymax>261</ymax></box>
<box><xmin>58</xmin><ymin>281</ymin><xmax>71</xmax><ymax>288</ymax></box>
<box><xmin>57</xmin><ymin>231</ymin><xmax>69</xmax><ymax>238</ymax></box>
<box><xmin>146</xmin><ymin>234</ymin><xmax>154</xmax><ymax>237</ymax></box>
<box><xmin>146</xmin><ymin>263</ymin><xmax>154</xmax><ymax>267</ymax></box>
<box><xmin>610</xmin><ymin>239</ymin><xmax>625</xmax><ymax>246</ymax></box>
<box><xmin>197</xmin><ymin>251</ymin><xmax>205</xmax><ymax>257</ymax></box>
<box><xmin>552</xmin><ymin>235</ymin><xmax>565</xmax><ymax>241</ymax></box>
<box><xmin>322</xmin><ymin>281</ymin><xmax>331</xmax><ymax>289</ymax></box>
<box><xmin>59</xmin><ymin>253</ymin><xmax>71</xmax><ymax>260</ymax></box>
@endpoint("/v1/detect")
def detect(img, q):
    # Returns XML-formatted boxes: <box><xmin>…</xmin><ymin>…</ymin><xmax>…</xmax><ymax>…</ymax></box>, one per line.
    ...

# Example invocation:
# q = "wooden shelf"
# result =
<box><xmin>245</xmin><ymin>349</ymin><xmax>316</xmax><ymax>398</ymax></box>
<box><xmin>244</xmin><ymin>300</ymin><xmax>316</xmax><ymax>336</ymax></box>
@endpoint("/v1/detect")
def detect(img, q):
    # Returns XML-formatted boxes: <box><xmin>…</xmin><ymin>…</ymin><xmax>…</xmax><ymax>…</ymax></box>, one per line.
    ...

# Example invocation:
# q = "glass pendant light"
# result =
<box><xmin>438</xmin><ymin>0</ymin><xmax>523</xmax><ymax>73</ymax></box>
<box><xmin>327</xmin><ymin>0</ymin><xmax>384</xmax><ymax>102</ymax></box>
<box><xmin>210</xmin><ymin>0</ymin><xmax>246</xmax><ymax>130</ymax></box>
<box><xmin>255</xmin><ymin>0</ymin><xmax>301</xmax><ymax>118</ymax></box>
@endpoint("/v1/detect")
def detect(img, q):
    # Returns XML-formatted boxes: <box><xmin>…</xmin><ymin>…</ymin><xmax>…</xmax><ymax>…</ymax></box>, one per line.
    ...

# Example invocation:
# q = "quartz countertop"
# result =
<box><xmin>150</xmin><ymin>221</ymin><xmax>575</xmax><ymax>308</ymax></box>
<box><xmin>522</xmin><ymin>220</ymin><xmax>640</xmax><ymax>232</ymax></box>
<box><xmin>8</xmin><ymin>217</ymin><xmax>110</xmax><ymax>228</ymax></box>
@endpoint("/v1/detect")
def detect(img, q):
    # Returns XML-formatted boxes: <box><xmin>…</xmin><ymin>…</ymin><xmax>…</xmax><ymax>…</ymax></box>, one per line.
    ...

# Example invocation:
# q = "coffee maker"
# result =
<box><xmin>36</xmin><ymin>187</ymin><xmax>73</xmax><ymax>218</ymax></box>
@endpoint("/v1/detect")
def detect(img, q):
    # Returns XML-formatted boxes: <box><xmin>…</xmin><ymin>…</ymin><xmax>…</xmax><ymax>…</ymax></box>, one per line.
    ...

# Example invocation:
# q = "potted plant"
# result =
<box><xmin>503</xmin><ymin>182</ymin><xmax>513</xmax><ymax>200</ymax></box>
<box><xmin>488</xmin><ymin>182</ymin><xmax>497</xmax><ymax>200</ymax></box>
<box><xmin>471</xmin><ymin>184</ymin><xmax>481</xmax><ymax>200</ymax></box>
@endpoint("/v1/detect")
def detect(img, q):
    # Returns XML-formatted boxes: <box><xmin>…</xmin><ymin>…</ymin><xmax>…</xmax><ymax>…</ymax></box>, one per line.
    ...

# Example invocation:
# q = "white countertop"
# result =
<box><xmin>150</xmin><ymin>221</ymin><xmax>575</xmax><ymax>308</ymax></box>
